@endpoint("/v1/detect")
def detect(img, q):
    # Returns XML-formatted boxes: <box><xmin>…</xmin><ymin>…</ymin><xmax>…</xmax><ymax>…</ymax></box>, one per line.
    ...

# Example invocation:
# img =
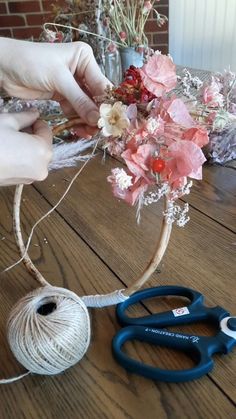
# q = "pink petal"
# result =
<box><xmin>167</xmin><ymin>99</ymin><xmax>195</xmax><ymax>127</ymax></box>
<box><xmin>122</xmin><ymin>149</ymin><xmax>145</xmax><ymax>178</ymax></box>
<box><xmin>127</xmin><ymin>104</ymin><xmax>138</xmax><ymax>120</ymax></box>
<box><xmin>167</xmin><ymin>140</ymin><xmax>206</xmax><ymax>181</ymax></box>
<box><xmin>189</xmin><ymin>166</ymin><xmax>203</xmax><ymax>180</ymax></box>
<box><xmin>140</xmin><ymin>54</ymin><xmax>177</xmax><ymax>97</ymax></box>
<box><xmin>182</xmin><ymin>127</ymin><xmax>209</xmax><ymax>148</ymax></box>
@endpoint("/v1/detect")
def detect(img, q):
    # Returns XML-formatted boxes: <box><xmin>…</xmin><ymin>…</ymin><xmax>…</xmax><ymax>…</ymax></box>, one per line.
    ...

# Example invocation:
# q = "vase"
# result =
<box><xmin>119</xmin><ymin>47</ymin><xmax>144</xmax><ymax>77</ymax></box>
<box><xmin>105</xmin><ymin>50</ymin><xmax>122</xmax><ymax>85</ymax></box>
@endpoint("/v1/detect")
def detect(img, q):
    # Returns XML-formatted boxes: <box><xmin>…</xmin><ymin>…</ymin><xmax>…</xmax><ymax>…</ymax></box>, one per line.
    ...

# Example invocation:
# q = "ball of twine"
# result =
<box><xmin>7</xmin><ymin>286</ymin><xmax>91</xmax><ymax>375</ymax></box>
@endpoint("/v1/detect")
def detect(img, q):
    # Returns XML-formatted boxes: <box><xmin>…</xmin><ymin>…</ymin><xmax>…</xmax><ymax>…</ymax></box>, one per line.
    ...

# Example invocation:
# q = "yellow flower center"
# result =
<box><xmin>108</xmin><ymin>112</ymin><xmax>119</xmax><ymax>125</ymax></box>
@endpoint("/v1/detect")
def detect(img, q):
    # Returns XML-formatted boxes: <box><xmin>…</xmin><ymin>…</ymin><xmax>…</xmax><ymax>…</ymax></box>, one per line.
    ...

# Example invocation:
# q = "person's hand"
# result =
<box><xmin>0</xmin><ymin>111</ymin><xmax>52</xmax><ymax>186</ymax></box>
<box><xmin>0</xmin><ymin>38</ymin><xmax>111</xmax><ymax>138</ymax></box>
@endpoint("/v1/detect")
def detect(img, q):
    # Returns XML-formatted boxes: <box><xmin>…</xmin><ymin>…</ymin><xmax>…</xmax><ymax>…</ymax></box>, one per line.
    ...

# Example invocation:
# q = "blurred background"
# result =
<box><xmin>169</xmin><ymin>0</ymin><xmax>236</xmax><ymax>72</ymax></box>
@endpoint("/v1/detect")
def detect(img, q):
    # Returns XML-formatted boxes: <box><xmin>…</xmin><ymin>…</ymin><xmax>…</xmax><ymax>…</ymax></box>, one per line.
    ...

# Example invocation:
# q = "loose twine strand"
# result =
<box><xmin>2</xmin><ymin>138</ymin><xmax>100</xmax><ymax>278</ymax></box>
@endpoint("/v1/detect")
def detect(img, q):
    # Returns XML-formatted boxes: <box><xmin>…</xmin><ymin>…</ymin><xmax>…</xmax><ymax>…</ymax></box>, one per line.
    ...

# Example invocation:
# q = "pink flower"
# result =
<box><xmin>143</xmin><ymin>1</ymin><xmax>153</xmax><ymax>14</ymax></box>
<box><xmin>119</xmin><ymin>31</ymin><xmax>127</xmax><ymax>41</ymax></box>
<box><xmin>201</xmin><ymin>78</ymin><xmax>224</xmax><ymax>107</ymax></box>
<box><xmin>140</xmin><ymin>52</ymin><xmax>177</xmax><ymax>97</ymax></box>
<box><xmin>56</xmin><ymin>32</ymin><xmax>64</xmax><ymax>42</ymax></box>
<box><xmin>165</xmin><ymin>98</ymin><xmax>194</xmax><ymax>127</ymax></box>
<box><xmin>171</xmin><ymin>177</ymin><xmax>187</xmax><ymax>190</ymax></box>
<box><xmin>165</xmin><ymin>140</ymin><xmax>206</xmax><ymax>182</ymax></box>
<box><xmin>152</xmin><ymin>97</ymin><xmax>194</xmax><ymax>127</ymax></box>
<box><xmin>107</xmin><ymin>42</ymin><xmax>117</xmax><ymax>53</ymax></box>
<box><xmin>105</xmin><ymin>138</ymin><xmax>126</xmax><ymax>156</ymax></box>
<box><xmin>121</xmin><ymin>143</ymin><xmax>156</xmax><ymax>180</ymax></box>
<box><xmin>109</xmin><ymin>175</ymin><xmax>149</xmax><ymax>206</ymax></box>
<box><xmin>163</xmin><ymin>124</ymin><xmax>185</xmax><ymax>146</ymax></box>
<box><xmin>182</xmin><ymin>127</ymin><xmax>209</xmax><ymax>148</ymax></box>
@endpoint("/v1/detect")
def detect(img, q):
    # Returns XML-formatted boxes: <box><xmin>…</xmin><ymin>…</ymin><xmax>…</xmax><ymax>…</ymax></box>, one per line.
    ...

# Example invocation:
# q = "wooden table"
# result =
<box><xmin>0</xmin><ymin>152</ymin><xmax>235</xmax><ymax>419</ymax></box>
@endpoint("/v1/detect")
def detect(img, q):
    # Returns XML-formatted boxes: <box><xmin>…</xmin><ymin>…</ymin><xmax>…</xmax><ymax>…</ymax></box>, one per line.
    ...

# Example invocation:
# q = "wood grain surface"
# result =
<box><xmin>0</xmin><ymin>153</ymin><xmax>235</xmax><ymax>419</ymax></box>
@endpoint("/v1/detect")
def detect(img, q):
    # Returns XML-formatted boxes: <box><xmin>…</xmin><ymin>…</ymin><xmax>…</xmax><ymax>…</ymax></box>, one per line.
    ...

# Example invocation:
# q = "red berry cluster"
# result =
<box><xmin>114</xmin><ymin>66</ymin><xmax>156</xmax><ymax>105</ymax></box>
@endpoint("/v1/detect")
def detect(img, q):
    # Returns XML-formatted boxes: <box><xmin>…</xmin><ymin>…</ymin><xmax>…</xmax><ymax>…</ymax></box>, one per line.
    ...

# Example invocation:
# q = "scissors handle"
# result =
<box><xmin>112</xmin><ymin>326</ymin><xmax>229</xmax><ymax>382</ymax></box>
<box><xmin>116</xmin><ymin>286</ymin><xmax>228</xmax><ymax>327</ymax></box>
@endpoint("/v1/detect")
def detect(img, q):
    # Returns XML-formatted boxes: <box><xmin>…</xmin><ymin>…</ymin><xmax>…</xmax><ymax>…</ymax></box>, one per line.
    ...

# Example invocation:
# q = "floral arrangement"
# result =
<box><xmin>178</xmin><ymin>68</ymin><xmax>236</xmax><ymax>164</ymax></box>
<box><xmin>102</xmin><ymin>0</ymin><xmax>167</xmax><ymax>50</ymax></box>
<box><xmin>96</xmin><ymin>51</ymin><xmax>209</xmax><ymax>224</ymax></box>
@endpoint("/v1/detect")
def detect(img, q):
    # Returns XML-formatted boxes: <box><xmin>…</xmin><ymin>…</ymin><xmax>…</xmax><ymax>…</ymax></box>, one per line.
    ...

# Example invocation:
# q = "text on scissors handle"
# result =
<box><xmin>145</xmin><ymin>328</ymin><xmax>200</xmax><ymax>343</ymax></box>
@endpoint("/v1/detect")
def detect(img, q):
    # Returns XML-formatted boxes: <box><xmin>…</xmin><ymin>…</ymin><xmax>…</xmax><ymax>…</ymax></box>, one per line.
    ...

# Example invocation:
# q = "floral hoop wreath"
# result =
<box><xmin>0</xmin><ymin>52</ymin><xmax>210</xmax><ymax>384</ymax></box>
<box><xmin>11</xmin><ymin>52</ymin><xmax>209</xmax><ymax>300</ymax></box>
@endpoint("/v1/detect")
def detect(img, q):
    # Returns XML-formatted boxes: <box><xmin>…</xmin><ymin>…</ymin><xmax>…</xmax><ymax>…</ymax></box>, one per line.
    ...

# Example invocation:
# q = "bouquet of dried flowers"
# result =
<box><xmin>102</xmin><ymin>0</ymin><xmax>167</xmax><ymax>49</ymax></box>
<box><xmin>179</xmin><ymin>68</ymin><xmax>236</xmax><ymax>164</ymax></box>
<box><xmin>96</xmin><ymin>51</ymin><xmax>209</xmax><ymax>224</ymax></box>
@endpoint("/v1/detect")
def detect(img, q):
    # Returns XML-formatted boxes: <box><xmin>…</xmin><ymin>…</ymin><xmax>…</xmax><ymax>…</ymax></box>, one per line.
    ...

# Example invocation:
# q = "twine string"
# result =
<box><xmin>2</xmin><ymin>138</ymin><xmax>100</xmax><ymax>276</ymax></box>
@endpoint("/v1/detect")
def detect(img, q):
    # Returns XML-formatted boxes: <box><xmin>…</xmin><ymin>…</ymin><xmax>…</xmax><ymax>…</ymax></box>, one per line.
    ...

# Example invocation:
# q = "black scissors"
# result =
<box><xmin>112</xmin><ymin>286</ymin><xmax>236</xmax><ymax>382</ymax></box>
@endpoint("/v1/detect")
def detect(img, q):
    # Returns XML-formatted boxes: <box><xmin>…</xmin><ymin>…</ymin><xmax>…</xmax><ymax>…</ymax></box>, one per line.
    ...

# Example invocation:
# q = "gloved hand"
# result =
<box><xmin>0</xmin><ymin>111</ymin><xmax>52</xmax><ymax>186</ymax></box>
<box><xmin>0</xmin><ymin>38</ymin><xmax>110</xmax><ymax>137</ymax></box>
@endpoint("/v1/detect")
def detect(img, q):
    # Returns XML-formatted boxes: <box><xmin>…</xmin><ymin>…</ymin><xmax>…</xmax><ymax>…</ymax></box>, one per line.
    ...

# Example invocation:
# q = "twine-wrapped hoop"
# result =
<box><xmin>0</xmin><ymin>120</ymin><xmax>172</xmax><ymax>383</ymax></box>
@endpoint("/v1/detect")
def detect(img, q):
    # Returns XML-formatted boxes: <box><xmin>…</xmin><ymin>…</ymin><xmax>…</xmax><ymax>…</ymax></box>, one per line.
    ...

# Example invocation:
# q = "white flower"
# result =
<box><xmin>146</xmin><ymin>117</ymin><xmax>161</xmax><ymax>134</ymax></box>
<box><xmin>112</xmin><ymin>168</ymin><xmax>133</xmax><ymax>190</ymax></box>
<box><xmin>98</xmin><ymin>102</ymin><xmax>130</xmax><ymax>137</ymax></box>
<box><xmin>144</xmin><ymin>183</ymin><xmax>170</xmax><ymax>206</ymax></box>
<box><xmin>213</xmin><ymin>110</ymin><xmax>230</xmax><ymax>131</ymax></box>
<box><xmin>163</xmin><ymin>202</ymin><xmax>190</xmax><ymax>227</ymax></box>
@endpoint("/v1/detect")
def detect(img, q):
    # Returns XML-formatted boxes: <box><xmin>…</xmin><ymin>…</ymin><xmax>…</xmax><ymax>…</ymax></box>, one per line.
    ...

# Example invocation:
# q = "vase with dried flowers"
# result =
<box><xmin>102</xmin><ymin>0</ymin><xmax>168</xmax><ymax>74</ymax></box>
<box><xmin>41</xmin><ymin>1</ymin><xmax>167</xmax><ymax>83</ymax></box>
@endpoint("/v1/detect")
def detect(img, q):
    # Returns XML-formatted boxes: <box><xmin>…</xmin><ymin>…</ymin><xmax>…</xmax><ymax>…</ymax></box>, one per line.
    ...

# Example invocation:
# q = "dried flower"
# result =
<box><xmin>102</xmin><ymin>0</ymin><xmax>167</xmax><ymax>48</ymax></box>
<box><xmin>143</xmin><ymin>1</ymin><xmax>153</xmax><ymax>14</ymax></box>
<box><xmin>140</xmin><ymin>52</ymin><xmax>177</xmax><ymax>97</ymax></box>
<box><xmin>98</xmin><ymin>102</ymin><xmax>130</xmax><ymax>137</ymax></box>
<box><xmin>163</xmin><ymin>202</ymin><xmax>190</xmax><ymax>227</ymax></box>
<box><xmin>114</xmin><ymin>66</ymin><xmax>156</xmax><ymax>104</ymax></box>
<box><xmin>165</xmin><ymin>140</ymin><xmax>206</xmax><ymax>182</ymax></box>
<box><xmin>119</xmin><ymin>31</ymin><xmax>127</xmax><ymax>42</ymax></box>
<box><xmin>212</xmin><ymin>109</ymin><xmax>230</xmax><ymax>131</ymax></box>
<box><xmin>182</xmin><ymin>127</ymin><xmax>209</xmax><ymax>148</ymax></box>
<box><xmin>201</xmin><ymin>77</ymin><xmax>224</xmax><ymax>107</ymax></box>
<box><xmin>108</xmin><ymin>168</ymin><xmax>133</xmax><ymax>190</ymax></box>
<box><xmin>146</xmin><ymin>116</ymin><xmax>164</xmax><ymax>135</ymax></box>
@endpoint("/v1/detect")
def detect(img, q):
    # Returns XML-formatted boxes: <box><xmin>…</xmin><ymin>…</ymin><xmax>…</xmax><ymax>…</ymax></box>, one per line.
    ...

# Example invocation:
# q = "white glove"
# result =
<box><xmin>0</xmin><ymin>38</ymin><xmax>110</xmax><ymax>137</ymax></box>
<box><xmin>0</xmin><ymin>111</ymin><xmax>52</xmax><ymax>186</ymax></box>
